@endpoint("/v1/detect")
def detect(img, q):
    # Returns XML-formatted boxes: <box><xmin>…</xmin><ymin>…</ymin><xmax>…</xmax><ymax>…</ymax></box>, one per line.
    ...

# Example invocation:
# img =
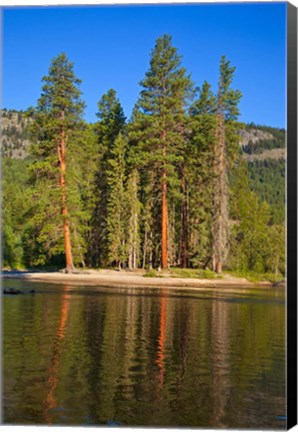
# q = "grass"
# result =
<box><xmin>143</xmin><ymin>269</ymin><xmax>163</xmax><ymax>278</ymax></box>
<box><xmin>168</xmin><ymin>268</ymin><xmax>221</xmax><ymax>279</ymax></box>
<box><xmin>143</xmin><ymin>267</ymin><xmax>221</xmax><ymax>279</ymax></box>
<box><xmin>225</xmin><ymin>270</ymin><xmax>285</xmax><ymax>283</ymax></box>
<box><xmin>143</xmin><ymin>267</ymin><xmax>285</xmax><ymax>283</ymax></box>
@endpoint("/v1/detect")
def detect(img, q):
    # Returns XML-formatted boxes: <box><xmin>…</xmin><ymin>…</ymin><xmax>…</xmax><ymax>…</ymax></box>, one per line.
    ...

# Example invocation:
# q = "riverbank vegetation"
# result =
<box><xmin>2</xmin><ymin>35</ymin><xmax>285</xmax><ymax>279</ymax></box>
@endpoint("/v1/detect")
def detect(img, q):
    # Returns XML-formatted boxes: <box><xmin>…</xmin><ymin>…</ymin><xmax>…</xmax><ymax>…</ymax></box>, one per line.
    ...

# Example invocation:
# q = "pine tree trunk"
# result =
<box><xmin>217</xmin><ymin>113</ymin><xmax>225</xmax><ymax>274</ymax></box>
<box><xmin>212</xmin><ymin>113</ymin><xmax>226</xmax><ymax>274</ymax></box>
<box><xmin>212</xmin><ymin>118</ymin><xmax>219</xmax><ymax>272</ymax></box>
<box><xmin>133</xmin><ymin>249</ymin><xmax>137</xmax><ymax>270</ymax></box>
<box><xmin>275</xmin><ymin>256</ymin><xmax>279</xmax><ymax>275</ymax></box>
<box><xmin>161</xmin><ymin>130</ymin><xmax>168</xmax><ymax>269</ymax></box>
<box><xmin>142</xmin><ymin>227</ymin><xmax>147</xmax><ymax>269</ymax></box>
<box><xmin>128</xmin><ymin>250</ymin><xmax>133</xmax><ymax>270</ymax></box>
<box><xmin>58</xmin><ymin>124</ymin><xmax>74</xmax><ymax>273</ymax></box>
<box><xmin>180</xmin><ymin>163</ymin><xmax>188</xmax><ymax>268</ymax></box>
<box><xmin>161</xmin><ymin>167</ymin><xmax>168</xmax><ymax>269</ymax></box>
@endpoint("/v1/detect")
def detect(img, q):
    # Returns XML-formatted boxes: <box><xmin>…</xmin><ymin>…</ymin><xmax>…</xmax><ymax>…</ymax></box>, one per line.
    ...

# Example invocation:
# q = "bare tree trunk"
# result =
<box><xmin>149</xmin><ymin>231</ymin><xmax>153</xmax><ymax>270</ymax></box>
<box><xmin>217</xmin><ymin>113</ymin><xmax>225</xmax><ymax>274</ymax></box>
<box><xmin>142</xmin><ymin>226</ymin><xmax>148</xmax><ymax>270</ymax></box>
<box><xmin>133</xmin><ymin>249</ymin><xmax>137</xmax><ymax>270</ymax></box>
<box><xmin>58</xmin><ymin>123</ymin><xmax>74</xmax><ymax>273</ymax></box>
<box><xmin>275</xmin><ymin>256</ymin><xmax>279</xmax><ymax>275</ymax></box>
<box><xmin>212</xmin><ymin>113</ymin><xmax>227</xmax><ymax>274</ymax></box>
<box><xmin>128</xmin><ymin>251</ymin><xmax>133</xmax><ymax>271</ymax></box>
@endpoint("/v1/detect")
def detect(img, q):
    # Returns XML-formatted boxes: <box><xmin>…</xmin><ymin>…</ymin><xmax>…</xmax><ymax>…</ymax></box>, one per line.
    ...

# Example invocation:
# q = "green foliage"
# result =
<box><xmin>226</xmin><ymin>270</ymin><xmax>284</xmax><ymax>283</ymax></box>
<box><xmin>187</xmin><ymin>87</ymin><xmax>216</xmax><ymax>267</ymax></box>
<box><xmin>229</xmin><ymin>160</ymin><xmax>285</xmax><ymax>275</ymax></box>
<box><xmin>143</xmin><ymin>269</ymin><xmax>162</xmax><ymax>278</ymax></box>
<box><xmin>211</xmin><ymin>55</ymin><xmax>242</xmax><ymax>271</ymax></box>
<box><xmin>131</xmin><ymin>34</ymin><xmax>194</xmax><ymax>268</ymax></box>
<box><xmin>2</xmin><ymin>158</ymin><xmax>31</xmax><ymax>268</ymax></box>
<box><xmin>106</xmin><ymin>133</ymin><xmax>127</xmax><ymax>266</ymax></box>
<box><xmin>2</xmin><ymin>42</ymin><xmax>285</xmax><ymax>278</ymax></box>
<box><xmin>244</xmin><ymin>138</ymin><xmax>284</xmax><ymax>154</ymax></box>
<box><xmin>247</xmin><ymin>159</ymin><xmax>285</xmax><ymax>224</ymax></box>
<box><xmin>125</xmin><ymin>168</ymin><xmax>142</xmax><ymax>269</ymax></box>
<box><xmin>243</xmin><ymin>123</ymin><xmax>285</xmax><ymax>154</ymax></box>
<box><xmin>168</xmin><ymin>268</ymin><xmax>220</xmax><ymax>279</ymax></box>
<box><xmin>28</xmin><ymin>53</ymin><xmax>87</xmax><ymax>267</ymax></box>
<box><xmin>217</xmin><ymin>55</ymin><xmax>242</xmax><ymax>121</ymax></box>
<box><xmin>89</xmin><ymin>88</ymin><xmax>126</xmax><ymax>267</ymax></box>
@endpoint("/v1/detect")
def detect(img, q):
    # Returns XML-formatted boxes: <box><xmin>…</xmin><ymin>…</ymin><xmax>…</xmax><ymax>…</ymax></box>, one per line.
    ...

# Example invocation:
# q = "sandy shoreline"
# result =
<box><xmin>2</xmin><ymin>269</ymin><xmax>278</xmax><ymax>290</ymax></box>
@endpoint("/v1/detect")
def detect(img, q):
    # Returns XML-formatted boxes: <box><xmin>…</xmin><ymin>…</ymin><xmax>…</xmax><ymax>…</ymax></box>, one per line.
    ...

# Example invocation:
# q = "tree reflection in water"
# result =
<box><xmin>155</xmin><ymin>290</ymin><xmax>167</xmax><ymax>393</ymax></box>
<box><xmin>3</xmin><ymin>282</ymin><xmax>285</xmax><ymax>428</ymax></box>
<box><xmin>44</xmin><ymin>285</ymin><xmax>71</xmax><ymax>424</ymax></box>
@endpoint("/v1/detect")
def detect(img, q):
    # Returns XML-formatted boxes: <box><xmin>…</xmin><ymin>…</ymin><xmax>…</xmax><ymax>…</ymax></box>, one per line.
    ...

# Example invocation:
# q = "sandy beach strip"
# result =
<box><xmin>2</xmin><ymin>269</ymin><xmax>276</xmax><ymax>290</ymax></box>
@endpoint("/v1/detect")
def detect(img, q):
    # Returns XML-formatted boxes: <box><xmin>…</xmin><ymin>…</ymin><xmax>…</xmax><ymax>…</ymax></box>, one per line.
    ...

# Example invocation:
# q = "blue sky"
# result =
<box><xmin>2</xmin><ymin>3</ymin><xmax>286</xmax><ymax>127</ymax></box>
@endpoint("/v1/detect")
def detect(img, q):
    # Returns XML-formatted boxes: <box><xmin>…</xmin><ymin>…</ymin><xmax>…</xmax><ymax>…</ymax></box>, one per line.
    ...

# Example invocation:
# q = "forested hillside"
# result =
<box><xmin>2</xmin><ymin>36</ymin><xmax>286</xmax><ymax>276</ymax></box>
<box><xmin>239</xmin><ymin>124</ymin><xmax>285</xmax><ymax>225</ymax></box>
<box><xmin>1</xmin><ymin>109</ymin><xmax>32</xmax><ymax>159</ymax></box>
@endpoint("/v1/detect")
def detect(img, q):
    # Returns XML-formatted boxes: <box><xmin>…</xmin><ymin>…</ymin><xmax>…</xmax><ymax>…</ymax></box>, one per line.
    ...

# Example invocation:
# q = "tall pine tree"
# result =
<box><xmin>89</xmin><ymin>89</ymin><xmax>126</xmax><ymax>266</ymax></box>
<box><xmin>212</xmin><ymin>56</ymin><xmax>242</xmax><ymax>273</ymax></box>
<box><xmin>187</xmin><ymin>81</ymin><xmax>217</xmax><ymax>268</ymax></box>
<box><xmin>106</xmin><ymin>132</ymin><xmax>127</xmax><ymax>268</ymax></box>
<box><xmin>132</xmin><ymin>34</ymin><xmax>193</xmax><ymax>269</ymax></box>
<box><xmin>29</xmin><ymin>53</ymin><xmax>85</xmax><ymax>271</ymax></box>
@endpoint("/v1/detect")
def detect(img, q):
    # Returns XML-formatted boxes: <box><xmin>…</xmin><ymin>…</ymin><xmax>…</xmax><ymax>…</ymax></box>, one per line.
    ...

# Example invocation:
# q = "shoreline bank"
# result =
<box><xmin>2</xmin><ymin>269</ymin><xmax>282</xmax><ymax>290</ymax></box>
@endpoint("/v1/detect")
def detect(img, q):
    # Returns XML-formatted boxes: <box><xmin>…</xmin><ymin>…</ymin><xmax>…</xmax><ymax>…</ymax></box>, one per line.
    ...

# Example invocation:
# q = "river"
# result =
<box><xmin>2</xmin><ymin>279</ymin><xmax>286</xmax><ymax>428</ymax></box>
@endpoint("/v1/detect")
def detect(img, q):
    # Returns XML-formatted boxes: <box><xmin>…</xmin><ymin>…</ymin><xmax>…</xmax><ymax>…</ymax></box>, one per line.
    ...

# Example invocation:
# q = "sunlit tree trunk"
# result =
<box><xmin>161</xmin><ymin>169</ymin><xmax>168</xmax><ymax>269</ymax></box>
<box><xmin>161</xmin><ymin>131</ymin><xmax>168</xmax><ymax>269</ymax></box>
<box><xmin>58</xmin><ymin>122</ymin><xmax>74</xmax><ymax>272</ymax></box>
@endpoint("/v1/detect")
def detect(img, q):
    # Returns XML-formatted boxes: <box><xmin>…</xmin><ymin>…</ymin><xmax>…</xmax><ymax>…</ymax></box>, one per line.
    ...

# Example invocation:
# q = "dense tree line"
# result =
<box><xmin>247</xmin><ymin>159</ymin><xmax>285</xmax><ymax>225</ymax></box>
<box><xmin>2</xmin><ymin>35</ymin><xmax>285</xmax><ymax>276</ymax></box>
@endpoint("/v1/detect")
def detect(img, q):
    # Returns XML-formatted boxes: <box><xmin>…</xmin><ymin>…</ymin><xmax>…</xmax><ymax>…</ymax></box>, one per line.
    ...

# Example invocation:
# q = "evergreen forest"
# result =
<box><xmin>2</xmin><ymin>35</ymin><xmax>286</xmax><ymax>277</ymax></box>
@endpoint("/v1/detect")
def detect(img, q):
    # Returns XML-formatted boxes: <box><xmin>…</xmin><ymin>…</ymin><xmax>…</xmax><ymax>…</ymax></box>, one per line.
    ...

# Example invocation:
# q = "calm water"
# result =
<box><xmin>2</xmin><ymin>279</ymin><xmax>286</xmax><ymax>429</ymax></box>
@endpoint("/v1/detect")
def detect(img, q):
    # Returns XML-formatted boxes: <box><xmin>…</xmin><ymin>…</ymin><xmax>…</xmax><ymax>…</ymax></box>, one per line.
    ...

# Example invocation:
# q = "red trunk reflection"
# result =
<box><xmin>156</xmin><ymin>290</ymin><xmax>167</xmax><ymax>391</ymax></box>
<box><xmin>44</xmin><ymin>286</ymin><xmax>70</xmax><ymax>424</ymax></box>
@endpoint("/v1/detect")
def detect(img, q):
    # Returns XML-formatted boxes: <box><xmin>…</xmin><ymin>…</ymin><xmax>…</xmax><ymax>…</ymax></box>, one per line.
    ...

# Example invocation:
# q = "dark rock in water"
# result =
<box><xmin>106</xmin><ymin>420</ymin><xmax>123</xmax><ymax>426</ymax></box>
<box><xmin>272</xmin><ymin>280</ymin><xmax>286</xmax><ymax>288</ymax></box>
<box><xmin>3</xmin><ymin>288</ymin><xmax>37</xmax><ymax>295</ymax></box>
<box><xmin>3</xmin><ymin>288</ymin><xmax>22</xmax><ymax>295</ymax></box>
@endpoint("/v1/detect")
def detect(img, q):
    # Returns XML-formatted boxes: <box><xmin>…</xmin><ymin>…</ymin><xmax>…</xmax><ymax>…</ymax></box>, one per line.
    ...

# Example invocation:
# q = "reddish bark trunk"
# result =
<box><xmin>161</xmin><ymin>130</ymin><xmax>168</xmax><ymax>269</ymax></box>
<box><xmin>58</xmin><ymin>125</ymin><xmax>74</xmax><ymax>272</ymax></box>
<box><xmin>161</xmin><ymin>168</ymin><xmax>168</xmax><ymax>269</ymax></box>
<box><xmin>216</xmin><ymin>260</ymin><xmax>222</xmax><ymax>274</ymax></box>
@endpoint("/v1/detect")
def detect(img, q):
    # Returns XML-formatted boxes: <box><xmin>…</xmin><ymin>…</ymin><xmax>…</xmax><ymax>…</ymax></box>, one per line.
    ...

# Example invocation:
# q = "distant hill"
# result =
<box><xmin>1</xmin><ymin>109</ymin><xmax>32</xmax><ymax>159</ymax></box>
<box><xmin>239</xmin><ymin>123</ymin><xmax>286</xmax><ymax>161</ymax></box>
